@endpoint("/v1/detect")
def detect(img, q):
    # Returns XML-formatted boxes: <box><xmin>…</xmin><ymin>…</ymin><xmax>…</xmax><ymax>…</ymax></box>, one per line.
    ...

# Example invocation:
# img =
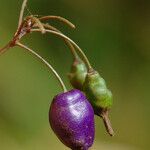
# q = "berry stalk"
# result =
<box><xmin>16</xmin><ymin>42</ymin><xmax>67</xmax><ymax>93</ymax></box>
<box><xmin>31</xmin><ymin>28</ymin><xmax>93</xmax><ymax>72</ymax></box>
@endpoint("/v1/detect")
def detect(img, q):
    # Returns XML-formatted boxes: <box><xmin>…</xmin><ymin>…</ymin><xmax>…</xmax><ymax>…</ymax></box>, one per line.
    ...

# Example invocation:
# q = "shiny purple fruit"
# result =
<box><xmin>49</xmin><ymin>89</ymin><xmax>95</xmax><ymax>150</ymax></box>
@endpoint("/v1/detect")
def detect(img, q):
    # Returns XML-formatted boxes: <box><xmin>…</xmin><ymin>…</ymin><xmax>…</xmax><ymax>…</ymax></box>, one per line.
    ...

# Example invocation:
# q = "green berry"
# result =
<box><xmin>68</xmin><ymin>58</ymin><xmax>87</xmax><ymax>90</ymax></box>
<box><xmin>83</xmin><ymin>70</ymin><xmax>112</xmax><ymax>114</ymax></box>
<box><xmin>83</xmin><ymin>70</ymin><xmax>114</xmax><ymax>136</ymax></box>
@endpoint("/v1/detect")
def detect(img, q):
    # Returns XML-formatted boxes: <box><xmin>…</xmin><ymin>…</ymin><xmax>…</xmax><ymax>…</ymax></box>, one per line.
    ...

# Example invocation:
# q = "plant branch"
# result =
<box><xmin>39</xmin><ymin>16</ymin><xmax>75</xmax><ymax>29</ymax></box>
<box><xmin>30</xmin><ymin>16</ymin><xmax>46</xmax><ymax>34</ymax></box>
<box><xmin>30</xmin><ymin>29</ymin><xmax>93</xmax><ymax>71</ymax></box>
<box><xmin>42</xmin><ymin>23</ymin><xmax>78</xmax><ymax>59</ymax></box>
<box><xmin>18</xmin><ymin>0</ymin><xmax>28</xmax><ymax>30</ymax></box>
<box><xmin>0</xmin><ymin>42</ymin><xmax>11</xmax><ymax>55</ymax></box>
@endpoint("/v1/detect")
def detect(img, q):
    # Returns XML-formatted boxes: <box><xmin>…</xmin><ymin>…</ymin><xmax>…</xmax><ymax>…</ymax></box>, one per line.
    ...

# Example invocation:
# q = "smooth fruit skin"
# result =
<box><xmin>49</xmin><ymin>89</ymin><xmax>95</xmax><ymax>150</ymax></box>
<box><xmin>68</xmin><ymin>59</ymin><xmax>87</xmax><ymax>90</ymax></box>
<box><xmin>83</xmin><ymin>70</ymin><xmax>113</xmax><ymax>116</ymax></box>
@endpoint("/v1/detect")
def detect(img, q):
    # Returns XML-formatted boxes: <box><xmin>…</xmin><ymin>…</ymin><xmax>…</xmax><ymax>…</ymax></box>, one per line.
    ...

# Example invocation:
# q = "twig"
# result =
<box><xmin>39</xmin><ymin>16</ymin><xmax>75</xmax><ymax>29</ymax></box>
<box><xmin>31</xmin><ymin>28</ymin><xmax>93</xmax><ymax>71</ymax></box>
<box><xmin>0</xmin><ymin>42</ymin><xmax>11</xmax><ymax>55</ymax></box>
<box><xmin>42</xmin><ymin>23</ymin><xmax>78</xmax><ymax>59</ymax></box>
<box><xmin>18</xmin><ymin>0</ymin><xmax>28</xmax><ymax>30</ymax></box>
<box><xmin>31</xmin><ymin>17</ymin><xmax>46</xmax><ymax>34</ymax></box>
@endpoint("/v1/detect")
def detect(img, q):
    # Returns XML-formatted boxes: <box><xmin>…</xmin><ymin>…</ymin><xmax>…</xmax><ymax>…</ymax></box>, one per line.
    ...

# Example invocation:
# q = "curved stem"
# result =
<box><xmin>31</xmin><ymin>17</ymin><xmax>78</xmax><ymax>59</ymax></box>
<box><xmin>42</xmin><ymin>23</ymin><xmax>78</xmax><ymax>60</ymax></box>
<box><xmin>39</xmin><ymin>16</ymin><xmax>75</xmax><ymax>29</ymax></box>
<box><xmin>16</xmin><ymin>42</ymin><xmax>67</xmax><ymax>93</ymax></box>
<box><xmin>17</xmin><ymin>0</ymin><xmax>28</xmax><ymax>30</ymax></box>
<box><xmin>31</xmin><ymin>29</ymin><xmax>93</xmax><ymax>72</ymax></box>
<box><xmin>29</xmin><ymin>16</ymin><xmax>46</xmax><ymax>34</ymax></box>
<box><xmin>0</xmin><ymin>42</ymin><xmax>11</xmax><ymax>55</ymax></box>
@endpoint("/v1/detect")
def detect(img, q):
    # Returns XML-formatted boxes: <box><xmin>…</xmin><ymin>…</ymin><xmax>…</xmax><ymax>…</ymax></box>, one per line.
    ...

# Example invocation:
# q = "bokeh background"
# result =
<box><xmin>0</xmin><ymin>0</ymin><xmax>150</xmax><ymax>149</ymax></box>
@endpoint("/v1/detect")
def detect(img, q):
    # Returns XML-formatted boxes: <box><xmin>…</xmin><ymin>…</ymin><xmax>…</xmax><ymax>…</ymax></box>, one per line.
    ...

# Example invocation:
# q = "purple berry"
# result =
<box><xmin>49</xmin><ymin>89</ymin><xmax>95</xmax><ymax>150</ymax></box>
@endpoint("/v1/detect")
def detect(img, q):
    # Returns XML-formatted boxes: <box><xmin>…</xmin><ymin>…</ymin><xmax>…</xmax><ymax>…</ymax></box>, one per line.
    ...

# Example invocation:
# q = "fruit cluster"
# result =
<box><xmin>0</xmin><ymin>0</ymin><xmax>114</xmax><ymax>150</ymax></box>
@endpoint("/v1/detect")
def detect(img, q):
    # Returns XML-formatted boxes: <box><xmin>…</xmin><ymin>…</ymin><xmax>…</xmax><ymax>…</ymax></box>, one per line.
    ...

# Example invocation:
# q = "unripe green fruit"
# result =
<box><xmin>83</xmin><ymin>70</ymin><xmax>114</xmax><ymax>136</ymax></box>
<box><xmin>68</xmin><ymin>58</ymin><xmax>87</xmax><ymax>90</ymax></box>
<box><xmin>83</xmin><ymin>70</ymin><xmax>113</xmax><ymax>115</ymax></box>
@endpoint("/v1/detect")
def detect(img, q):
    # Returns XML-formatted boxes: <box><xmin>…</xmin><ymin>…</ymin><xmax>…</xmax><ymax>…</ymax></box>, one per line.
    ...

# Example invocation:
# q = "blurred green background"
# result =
<box><xmin>0</xmin><ymin>0</ymin><xmax>150</xmax><ymax>149</ymax></box>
